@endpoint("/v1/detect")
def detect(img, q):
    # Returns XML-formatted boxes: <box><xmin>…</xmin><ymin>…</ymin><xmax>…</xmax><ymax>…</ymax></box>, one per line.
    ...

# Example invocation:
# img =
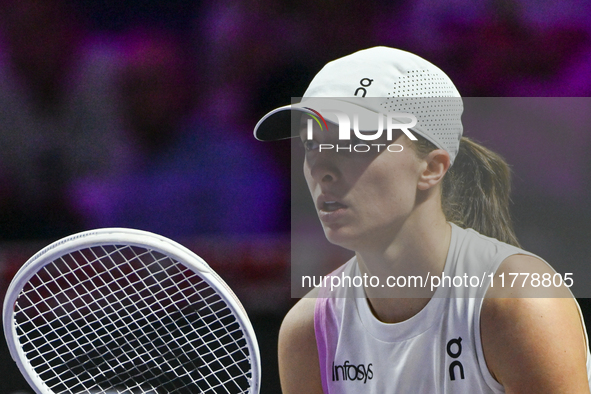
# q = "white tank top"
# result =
<box><xmin>314</xmin><ymin>223</ymin><xmax>591</xmax><ymax>393</ymax></box>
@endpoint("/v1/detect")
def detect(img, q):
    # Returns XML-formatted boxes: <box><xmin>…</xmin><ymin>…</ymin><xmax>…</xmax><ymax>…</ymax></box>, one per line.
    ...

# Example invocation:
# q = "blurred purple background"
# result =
<box><xmin>0</xmin><ymin>0</ymin><xmax>590</xmax><ymax>392</ymax></box>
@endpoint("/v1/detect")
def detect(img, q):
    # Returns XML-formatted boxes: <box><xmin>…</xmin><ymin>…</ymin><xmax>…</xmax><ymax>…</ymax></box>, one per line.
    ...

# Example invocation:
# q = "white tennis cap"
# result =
<box><xmin>253</xmin><ymin>46</ymin><xmax>464</xmax><ymax>163</ymax></box>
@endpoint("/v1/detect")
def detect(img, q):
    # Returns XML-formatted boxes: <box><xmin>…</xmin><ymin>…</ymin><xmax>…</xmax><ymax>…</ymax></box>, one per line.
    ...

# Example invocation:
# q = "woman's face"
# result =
<box><xmin>301</xmin><ymin>119</ymin><xmax>425</xmax><ymax>251</ymax></box>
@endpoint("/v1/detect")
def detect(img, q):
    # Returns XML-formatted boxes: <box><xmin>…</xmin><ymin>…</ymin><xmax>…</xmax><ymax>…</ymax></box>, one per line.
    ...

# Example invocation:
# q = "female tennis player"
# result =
<box><xmin>254</xmin><ymin>47</ymin><xmax>591</xmax><ymax>393</ymax></box>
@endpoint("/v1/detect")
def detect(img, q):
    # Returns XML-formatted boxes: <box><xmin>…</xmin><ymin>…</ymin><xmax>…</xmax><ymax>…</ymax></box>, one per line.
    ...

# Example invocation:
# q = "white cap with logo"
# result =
<box><xmin>253</xmin><ymin>46</ymin><xmax>464</xmax><ymax>163</ymax></box>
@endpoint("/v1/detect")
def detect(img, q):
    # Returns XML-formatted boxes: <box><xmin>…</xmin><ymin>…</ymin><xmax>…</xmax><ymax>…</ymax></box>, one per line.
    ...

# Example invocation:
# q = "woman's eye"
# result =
<box><xmin>303</xmin><ymin>140</ymin><xmax>319</xmax><ymax>151</ymax></box>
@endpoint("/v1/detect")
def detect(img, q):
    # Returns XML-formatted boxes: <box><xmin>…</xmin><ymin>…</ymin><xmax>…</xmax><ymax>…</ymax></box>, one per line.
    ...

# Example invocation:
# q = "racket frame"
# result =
<box><xmin>3</xmin><ymin>228</ymin><xmax>261</xmax><ymax>394</ymax></box>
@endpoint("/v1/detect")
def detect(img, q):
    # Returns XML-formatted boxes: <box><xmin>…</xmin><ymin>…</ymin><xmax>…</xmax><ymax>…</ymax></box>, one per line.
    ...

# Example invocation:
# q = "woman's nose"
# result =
<box><xmin>308</xmin><ymin>150</ymin><xmax>340</xmax><ymax>184</ymax></box>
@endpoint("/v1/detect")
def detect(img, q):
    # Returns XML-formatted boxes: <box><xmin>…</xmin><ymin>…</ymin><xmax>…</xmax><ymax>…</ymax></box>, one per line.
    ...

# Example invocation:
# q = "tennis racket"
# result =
<box><xmin>3</xmin><ymin>228</ymin><xmax>261</xmax><ymax>394</ymax></box>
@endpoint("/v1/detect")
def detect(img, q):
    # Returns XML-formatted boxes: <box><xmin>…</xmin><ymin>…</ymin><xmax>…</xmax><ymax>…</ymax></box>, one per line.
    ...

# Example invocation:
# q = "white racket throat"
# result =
<box><xmin>3</xmin><ymin>228</ymin><xmax>261</xmax><ymax>394</ymax></box>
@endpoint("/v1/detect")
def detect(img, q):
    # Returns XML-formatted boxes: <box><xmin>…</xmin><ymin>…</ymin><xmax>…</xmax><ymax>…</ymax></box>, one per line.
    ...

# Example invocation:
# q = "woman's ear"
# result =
<box><xmin>417</xmin><ymin>149</ymin><xmax>451</xmax><ymax>190</ymax></box>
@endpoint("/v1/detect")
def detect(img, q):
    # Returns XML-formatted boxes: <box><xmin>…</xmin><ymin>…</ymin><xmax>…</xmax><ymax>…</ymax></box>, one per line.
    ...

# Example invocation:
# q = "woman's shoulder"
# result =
<box><xmin>282</xmin><ymin>256</ymin><xmax>357</xmax><ymax>335</ymax></box>
<box><xmin>480</xmin><ymin>291</ymin><xmax>589</xmax><ymax>392</ymax></box>
<box><xmin>480</xmin><ymin>252</ymin><xmax>589</xmax><ymax>392</ymax></box>
<box><xmin>280</xmin><ymin>287</ymin><xmax>319</xmax><ymax>348</ymax></box>
<box><xmin>282</xmin><ymin>287</ymin><xmax>319</xmax><ymax>331</ymax></box>
<box><xmin>278</xmin><ymin>288</ymin><xmax>324</xmax><ymax>393</ymax></box>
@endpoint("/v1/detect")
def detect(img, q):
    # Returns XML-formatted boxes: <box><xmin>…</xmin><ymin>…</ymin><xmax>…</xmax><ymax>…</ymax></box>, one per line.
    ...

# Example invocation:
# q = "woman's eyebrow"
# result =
<box><xmin>298</xmin><ymin>127</ymin><xmax>308</xmax><ymax>140</ymax></box>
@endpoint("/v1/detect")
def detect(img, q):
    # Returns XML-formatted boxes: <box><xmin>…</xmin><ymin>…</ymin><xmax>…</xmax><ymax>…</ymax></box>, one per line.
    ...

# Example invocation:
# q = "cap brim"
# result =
<box><xmin>253</xmin><ymin>98</ymin><xmax>388</xmax><ymax>141</ymax></box>
<box><xmin>253</xmin><ymin>105</ymin><xmax>315</xmax><ymax>141</ymax></box>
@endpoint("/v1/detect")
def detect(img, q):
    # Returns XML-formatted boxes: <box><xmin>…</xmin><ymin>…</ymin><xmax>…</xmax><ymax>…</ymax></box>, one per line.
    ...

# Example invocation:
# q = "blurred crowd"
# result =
<box><xmin>0</xmin><ymin>0</ymin><xmax>290</xmax><ymax>240</ymax></box>
<box><xmin>0</xmin><ymin>0</ymin><xmax>590</xmax><ymax>242</ymax></box>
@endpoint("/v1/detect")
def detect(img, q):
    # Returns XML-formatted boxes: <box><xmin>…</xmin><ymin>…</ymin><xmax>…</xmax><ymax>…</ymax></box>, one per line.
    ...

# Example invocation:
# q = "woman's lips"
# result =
<box><xmin>322</xmin><ymin>201</ymin><xmax>347</xmax><ymax>212</ymax></box>
<box><xmin>318</xmin><ymin>201</ymin><xmax>348</xmax><ymax>223</ymax></box>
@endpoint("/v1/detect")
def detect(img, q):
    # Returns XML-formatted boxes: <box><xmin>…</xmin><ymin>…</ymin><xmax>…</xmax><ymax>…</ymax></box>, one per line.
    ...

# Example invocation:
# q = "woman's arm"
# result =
<box><xmin>278</xmin><ymin>288</ymin><xmax>324</xmax><ymax>393</ymax></box>
<box><xmin>481</xmin><ymin>254</ymin><xmax>590</xmax><ymax>393</ymax></box>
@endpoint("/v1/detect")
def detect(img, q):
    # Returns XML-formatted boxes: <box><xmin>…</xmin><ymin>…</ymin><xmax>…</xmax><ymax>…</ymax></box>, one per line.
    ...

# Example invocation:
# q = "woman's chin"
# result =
<box><xmin>323</xmin><ymin>226</ymin><xmax>362</xmax><ymax>251</ymax></box>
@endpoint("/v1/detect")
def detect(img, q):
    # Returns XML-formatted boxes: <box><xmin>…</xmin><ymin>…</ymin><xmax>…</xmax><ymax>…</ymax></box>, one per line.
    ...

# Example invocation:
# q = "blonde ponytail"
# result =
<box><xmin>414</xmin><ymin>136</ymin><xmax>520</xmax><ymax>247</ymax></box>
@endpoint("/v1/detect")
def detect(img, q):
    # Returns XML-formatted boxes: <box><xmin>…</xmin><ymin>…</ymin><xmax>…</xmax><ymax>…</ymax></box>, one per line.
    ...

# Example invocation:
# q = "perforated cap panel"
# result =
<box><xmin>382</xmin><ymin>69</ymin><xmax>463</xmax><ymax>158</ymax></box>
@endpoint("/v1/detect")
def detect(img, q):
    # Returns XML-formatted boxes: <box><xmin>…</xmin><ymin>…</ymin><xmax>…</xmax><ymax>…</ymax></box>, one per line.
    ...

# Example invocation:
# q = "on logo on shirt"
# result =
<box><xmin>447</xmin><ymin>337</ymin><xmax>465</xmax><ymax>381</ymax></box>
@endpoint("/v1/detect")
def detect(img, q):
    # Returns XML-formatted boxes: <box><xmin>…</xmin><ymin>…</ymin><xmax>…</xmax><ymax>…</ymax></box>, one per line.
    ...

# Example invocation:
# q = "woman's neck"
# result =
<box><xmin>355</xmin><ymin>210</ymin><xmax>452</xmax><ymax>323</ymax></box>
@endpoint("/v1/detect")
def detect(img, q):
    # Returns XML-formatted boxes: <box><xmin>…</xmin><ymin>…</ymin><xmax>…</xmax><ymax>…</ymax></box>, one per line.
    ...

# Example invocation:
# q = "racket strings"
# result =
<box><xmin>14</xmin><ymin>245</ymin><xmax>253</xmax><ymax>393</ymax></box>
